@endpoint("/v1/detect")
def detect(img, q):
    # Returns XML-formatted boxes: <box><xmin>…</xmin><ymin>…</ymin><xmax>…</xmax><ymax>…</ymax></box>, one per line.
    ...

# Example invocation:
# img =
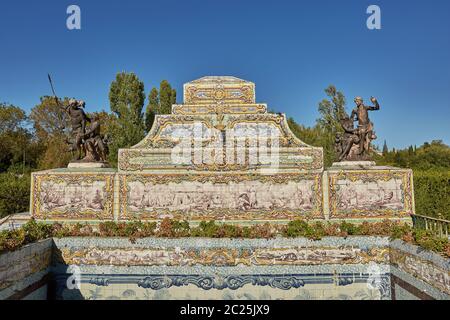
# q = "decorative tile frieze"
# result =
<box><xmin>31</xmin><ymin>172</ymin><xmax>115</xmax><ymax>220</ymax></box>
<box><xmin>328</xmin><ymin>169</ymin><xmax>414</xmax><ymax>219</ymax></box>
<box><xmin>118</xmin><ymin>172</ymin><xmax>323</xmax><ymax>221</ymax></box>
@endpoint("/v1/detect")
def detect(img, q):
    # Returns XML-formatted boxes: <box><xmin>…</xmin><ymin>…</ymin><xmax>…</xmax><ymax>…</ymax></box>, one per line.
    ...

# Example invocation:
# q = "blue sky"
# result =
<box><xmin>0</xmin><ymin>0</ymin><xmax>449</xmax><ymax>149</ymax></box>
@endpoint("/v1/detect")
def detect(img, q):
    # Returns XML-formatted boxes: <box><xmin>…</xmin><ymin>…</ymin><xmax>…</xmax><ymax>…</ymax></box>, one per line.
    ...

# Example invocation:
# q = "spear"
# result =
<box><xmin>47</xmin><ymin>74</ymin><xmax>60</xmax><ymax>105</ymax></box>
<box><xmin>47</xmin><ymin>74</ymin><xmax>66</xmax><ymax>131</ymax></box>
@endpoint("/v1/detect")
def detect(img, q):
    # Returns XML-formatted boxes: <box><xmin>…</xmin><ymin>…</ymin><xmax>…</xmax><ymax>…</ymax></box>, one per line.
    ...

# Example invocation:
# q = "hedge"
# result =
<box><xmin>0</xmin><ymin>172</ymin><xmax>30</xmax><ymax>219</ymax></box>
<box><xmin>414</xmin><ymin>170</ymin><xmax>450</xmax><ymax>220</ymax></box>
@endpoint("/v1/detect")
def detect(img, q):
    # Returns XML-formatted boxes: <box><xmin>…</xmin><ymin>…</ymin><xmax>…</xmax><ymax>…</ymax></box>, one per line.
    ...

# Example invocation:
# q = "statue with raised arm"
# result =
<box><xmin>47</xmin><ymin>74</ymin><xmax>109</xmax><ymax>166</ymax></box>
<box><xmin>335</xmin><ymin>96</ymin><xmax>380</xmax><ymax>161</ymax></box>
<box><xmin>350</xmin><ymin>96</ymin><xmax>379</xmax><ymax>158</ymax></box>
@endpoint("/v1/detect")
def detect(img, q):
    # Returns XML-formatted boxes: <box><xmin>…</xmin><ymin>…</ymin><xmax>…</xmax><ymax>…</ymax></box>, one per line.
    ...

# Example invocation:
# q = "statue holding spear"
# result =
<box><xmin>47</xmin><ymin>74</ymin><xmax>90</xmax><ymax>161</ymax></box>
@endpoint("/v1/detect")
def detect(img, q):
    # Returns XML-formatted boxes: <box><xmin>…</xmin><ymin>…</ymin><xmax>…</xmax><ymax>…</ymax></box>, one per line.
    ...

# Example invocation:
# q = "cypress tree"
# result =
<box><xmin>145</xmin><ymin>87</ymin><xmax>159</xmax><ymax>132</ymax></box>
<box><xmin>382</xmin><ymin>140</ymin><xmax>388</xmax><ymax>155</ymax></box>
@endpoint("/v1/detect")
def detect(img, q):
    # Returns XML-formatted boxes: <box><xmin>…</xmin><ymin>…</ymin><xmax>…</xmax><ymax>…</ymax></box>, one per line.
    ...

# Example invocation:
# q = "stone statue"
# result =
<box><xmin>61</xmin><ymin>99</ymin><xmax>109</xmax><ymax>164</ymax></box>
<box><xmin>335</xmin><ymin>96</ymin><xmax>380</xmax><ymax>161</ymax></box>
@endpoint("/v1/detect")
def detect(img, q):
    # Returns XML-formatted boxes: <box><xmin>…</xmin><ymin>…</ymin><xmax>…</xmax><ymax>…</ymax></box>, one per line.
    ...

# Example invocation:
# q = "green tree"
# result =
<box><xmin>108</xmin><ymin>72</ymin><xmax>146</xmax><ymax>165</ymax></box>
<box><xmin>0</xmin><ymin>172</ymin><xmax>30</xmax><ymax>218</ymax></box>
<box><xmin>170</xmin><ymin>88</ymin><xmax>177</xmax><ymax>105</ymax></box>
<box><xmin>0</xmin><ymin>103</ymin><xmax>43</xmax><ymax>172</ymax></box>
<box><xmin>144</xmin><ymin>81</ymin><xmax>177</xmax><ymax>132</ymax></box>
<box><xmin>376</xmin><ymin>140</ymin><xmax>450</xmax><ymax>171</ymax></box>
<box><xmin>145</xmin><ymin>87</ymin><xmax>159</xmax><ymax>132</ymax></box>
<box><xmin>29</xmin><ymin>96</ymin><xmax>69</xmax><ymax>141</ymax></box>
<box><xmin>382</xmin><ymin>140</ymin><xmax>388</xmax><ymax>155</ymax></box>
<box><xmin>109</xmin><ymin>72</ymin><xmax>145</xmax><ymax>123</ymax></box>
<box><xmin>289</xmin><ymin>85</ymin><xmax>388</xmax><ymax>167</ymax></box>
<box><xmin>315</xmin><ymin>85</ymin><xmax>347</xmax><ymax>167</ymax></box>
<box><xmin>159</xmin><ymin>80</ymin><xmax>176</xmax><ymax>115</ymax></box>
<box><xmin>0</xmin><ymin>103</ymin><xmax>44</xmax><ymax>217</ymax></box>
<box><xmin>317</xmin><ymin>85</ymin><xmax>346</xmax><ymax>132</ymax></box>
<box><xmin>0</xmin><ymin>103</ymin><xmax>27</xmax><ymax>133</ymax></box>
<box><xmin>29</xmin><ymin>96</ymin><xmax>72</xmax><ymax>169</ymax></box>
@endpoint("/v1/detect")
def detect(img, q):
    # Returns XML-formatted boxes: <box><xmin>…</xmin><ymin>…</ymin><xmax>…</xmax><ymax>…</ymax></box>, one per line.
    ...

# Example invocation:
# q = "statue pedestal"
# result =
<box><xmin>331</xmin><ymin>161</ymin><xmax>376</xmax><ymax>168</ymax></box>
<box><xmin>67</xmin><ymin>161</ymin><xmax>110</xmax><ymax>169</ymax></box>
<box><xmin>325</xmin><ymin>164</ymin><xmax>414</xmax><ymax>223</ymax></box>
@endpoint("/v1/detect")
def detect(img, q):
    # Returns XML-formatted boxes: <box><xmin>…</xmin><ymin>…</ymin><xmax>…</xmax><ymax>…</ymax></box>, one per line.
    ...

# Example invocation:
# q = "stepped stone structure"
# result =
<box><xmin>30</xmin><ymin>76</ymin><xmax>414</xmax><ymax>223</ymax></box>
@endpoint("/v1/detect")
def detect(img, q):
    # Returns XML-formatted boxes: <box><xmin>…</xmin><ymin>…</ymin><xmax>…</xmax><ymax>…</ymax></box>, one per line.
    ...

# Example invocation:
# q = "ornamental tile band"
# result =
<box><xmin>56</xmin><ymin>246</ymin><xmax>389</xmax><ymax>267</ymax></box>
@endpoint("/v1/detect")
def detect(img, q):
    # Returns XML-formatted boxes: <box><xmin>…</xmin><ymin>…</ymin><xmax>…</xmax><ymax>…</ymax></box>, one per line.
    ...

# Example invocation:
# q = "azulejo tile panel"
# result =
<box><xmin>172</xmin><ymin>103</ymin><xmax>267</xmax><ymax>115</ymax></box>
<box><xmin>56</xmin><ymin>246</ymin><xmax>389</xmax><ymax>267</ymax></box>
<box><xmin>390</xmin><ymin>248</ymin><xmax>450</xmax><ymax>295</ymax></box>
<box><xmin>118</xmin><ymin>172</ymin><xmax>323</xmax><ymax>221</ymax></box>
<box><xmin>119</xmin><ymin>112</ymin><xmax>324</xmax><ymax>172</ymax></box>
<box><xmin>118</xmin><ymin>147</ymin><xmax>323</xmax><ymax>172</ymax></box>
<box><xmin>328</xmin><ymin>169</ymin><xmax>414</xmax><ymax>219</ymax></box>
<box><xmin>54</xmin><ymin>273</ymin><xmax>390</xmax><ymax>300</ymax></box>
<box><xmin>31</xmin><ymin>172</ymin><xmax>115</xmax><ymax>220</ymax></box>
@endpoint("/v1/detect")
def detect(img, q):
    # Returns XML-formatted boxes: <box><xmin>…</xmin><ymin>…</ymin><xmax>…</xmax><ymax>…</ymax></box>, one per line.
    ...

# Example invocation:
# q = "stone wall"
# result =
<box><xmin>389</xmin><ymin>239</ymin><xmax>450</xmax><ymax>300</ymax></box>
<box><xmin>0</xmin><ymin>239</ymin><xmax>53</xmax><ymax>300</ymax></box>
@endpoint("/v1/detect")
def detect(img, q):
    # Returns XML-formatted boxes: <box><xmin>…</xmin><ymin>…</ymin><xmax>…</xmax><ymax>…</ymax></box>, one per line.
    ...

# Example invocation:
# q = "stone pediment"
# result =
<box><xmin>118</xmin><ymin>76</ymin><xmax>323</xmax><ymax>172</ymax></box>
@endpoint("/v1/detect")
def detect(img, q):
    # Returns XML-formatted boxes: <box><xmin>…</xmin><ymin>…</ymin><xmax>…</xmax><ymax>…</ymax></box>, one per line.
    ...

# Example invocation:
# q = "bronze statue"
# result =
<box><xmin>47</xmin><ymin>74</ymin><xmax>109</xmax><ymax>164</ymax></box>
<box><xmin>82</xmin><ymin>114</ymin><xmax>109</xmax><ymax>162</ymax></box>
<box><xmin>335</xmin><ymin>114</ymin><xmax>360</xmax><ymax>161</ymax></box>
<box><xmin>335</xmin><ymin>96</ymin><xmax>380</xmax><ymax>161</ymax></box>
<box><xmin>62</xmin><ymin>102</ymin><xmax>109</xmax><ymax>163</ymax></box>
<box><xmin>63</xmin><ymin>99</ymin><xmax>90</xmax><ymax>160</ymax></box>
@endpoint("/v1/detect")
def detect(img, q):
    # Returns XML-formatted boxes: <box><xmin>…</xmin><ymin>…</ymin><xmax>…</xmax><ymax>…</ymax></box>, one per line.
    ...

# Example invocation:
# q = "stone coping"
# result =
<box><xmin>53</xmin><ymin>236</ymin><xmax>390</xmax><ymax>249</ymax></box>
<box><xmin>390</xmin><ymin>239</ymin><xmax>450</xmax><ymax>271</ymax></box>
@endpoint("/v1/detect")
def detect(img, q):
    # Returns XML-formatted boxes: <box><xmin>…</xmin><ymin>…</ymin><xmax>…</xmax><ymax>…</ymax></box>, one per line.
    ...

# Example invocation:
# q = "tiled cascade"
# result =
<box><xmin>1</xmin><ymin>237</ymin><xmax>448</xmax><ymax>300</ymax></box>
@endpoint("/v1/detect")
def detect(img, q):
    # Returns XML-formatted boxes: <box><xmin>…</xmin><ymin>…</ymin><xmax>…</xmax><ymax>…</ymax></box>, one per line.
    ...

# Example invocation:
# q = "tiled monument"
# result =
<box><xmin>3</xmin><ymin>77</ymin><xmax>441</xmax><ymax>302</ymax></box>
<box><xmin>30</xmin><ymin>76</ymin><xmax>414</xmax><ymax>223</ymax></box>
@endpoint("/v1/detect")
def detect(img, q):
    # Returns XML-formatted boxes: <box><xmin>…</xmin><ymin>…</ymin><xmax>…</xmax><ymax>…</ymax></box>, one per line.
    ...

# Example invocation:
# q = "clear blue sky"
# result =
<box><xmin>1</xmin><ymin>0</ymin><xmax>449</xmax><ymax>149</ymax></box>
